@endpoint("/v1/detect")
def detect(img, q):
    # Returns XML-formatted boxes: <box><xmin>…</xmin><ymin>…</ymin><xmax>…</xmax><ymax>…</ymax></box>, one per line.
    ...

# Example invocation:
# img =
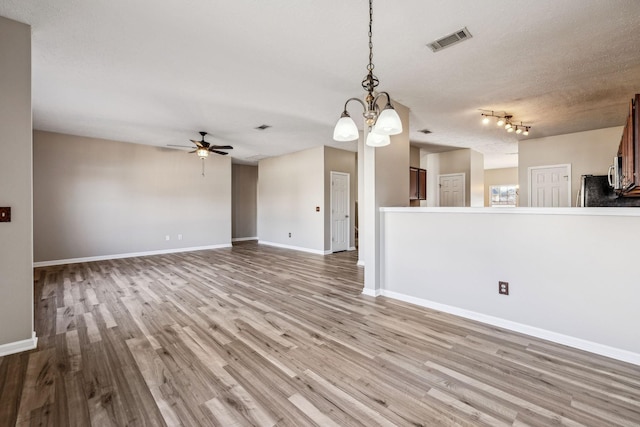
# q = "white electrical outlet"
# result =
<box><xmin>165</xmin><ymin>235</ymin><xmax>170</xmax><ymax>241</ymax></box>
<box><xmin>178</xmin><ymin>234</ymin><xmax>183</xmax><ymax>240</ymax></box>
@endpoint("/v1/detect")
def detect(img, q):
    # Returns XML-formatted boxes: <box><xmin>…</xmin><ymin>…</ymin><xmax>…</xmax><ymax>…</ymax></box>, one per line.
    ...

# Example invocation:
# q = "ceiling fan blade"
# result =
<box><xmin>189</xmin><ymin>150</ymin><xmax>197</xmax><ymax>154</ymax></box>
<box><xmin>210</xmin><ymin>149</ymin><xmax>229</xmax><ymax>156</ymax></box>
<box><xmin>209</xmin><ymin>145</ymin><xmax>233</xmax><ymax>150</ymax></box>
<box><xmin>167</xmin><ymin>144</ymin><xmax>195</xmax><ymax>148</ymax></box>
<box><xmin>190</xmin><ymin>139</ymin><xmax>204</xmax><ymax>148</ymax></box>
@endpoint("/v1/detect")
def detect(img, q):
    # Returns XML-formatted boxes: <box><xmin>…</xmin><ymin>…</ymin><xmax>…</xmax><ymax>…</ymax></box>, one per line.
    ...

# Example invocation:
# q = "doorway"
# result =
<box><xmin>438</xmin><ymin>173</ymin><xmax>465</xmax><ymax>206</ymax></box>
<box><xmin>330</xmin><ymin>171</ymin><xmax>350</xmax><ymax>252</ymax></box>
<box><xmin>528</xmin><ymin>164</ymin><xmax>571</xmax><ymax>207</ymax></box>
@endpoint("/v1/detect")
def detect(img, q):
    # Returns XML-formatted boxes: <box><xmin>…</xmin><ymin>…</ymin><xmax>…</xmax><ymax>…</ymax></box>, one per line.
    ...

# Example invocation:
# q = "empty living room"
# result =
<box><xmin>1</xmin><ymin>1</ymin><xmax>640</xmax><ymax>426</ymax></box>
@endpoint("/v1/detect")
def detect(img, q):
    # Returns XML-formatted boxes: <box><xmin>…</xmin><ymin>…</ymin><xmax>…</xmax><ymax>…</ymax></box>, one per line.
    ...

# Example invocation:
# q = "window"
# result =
<box><xmin>490</xmin><ymin>185</ymin><xmax>518</xmax><ymax>207</ymax></box>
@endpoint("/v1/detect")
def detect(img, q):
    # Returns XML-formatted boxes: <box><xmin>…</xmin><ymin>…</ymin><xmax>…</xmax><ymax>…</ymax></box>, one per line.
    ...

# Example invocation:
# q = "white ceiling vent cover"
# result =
<box><xmin>428</xmin><ymin>27</ymin><xmax>472</xmax><ymax>52</ymax></box>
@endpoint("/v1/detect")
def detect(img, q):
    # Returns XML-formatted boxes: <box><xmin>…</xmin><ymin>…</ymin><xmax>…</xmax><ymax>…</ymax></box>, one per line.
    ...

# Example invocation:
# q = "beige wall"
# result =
<box><xmin>33</xmin><ymin>131</ymin><xmax>232</xmax><ymax>262</ymax></box>
<box><xmin>324</xmin><ymin>147</ymin><xmax>357</xmax><ymax>251</ymax></box>
<box><xmin>426</xmin><ymin>148</ymin><xmax>484</xmax><ymax>207</ymax></box>
<box><xmin>258</xmin><ymin>146</ymin><xmax>325</xmax><ymax>252</ymax></box>
<box><xmin>410</xmin><ymin>146</ymin><xmax>420</xmax><ymax>168</ymax></box>
<box><xmin>484</xmin><ymin>167</ymin><xmax>519</xmax><ymax>206</ymax></box>
<box><xmin>0</xmin><ymin>17</ymin><xmax>34</xmax><ymax>348</ymax></box>
<box><xmin>232</xmin><ymin>164</ymin><xmax>257</xmax><ymax>239</ymax></box>
<box><xmin>375</xmin><ymin>102</ymin><xmax>411</xmax><ymax>210</ymax></box>
<box><xmin>518</xmin><ymin>127</ymin><xmax>622</xmax><ymax>206</ymax></box>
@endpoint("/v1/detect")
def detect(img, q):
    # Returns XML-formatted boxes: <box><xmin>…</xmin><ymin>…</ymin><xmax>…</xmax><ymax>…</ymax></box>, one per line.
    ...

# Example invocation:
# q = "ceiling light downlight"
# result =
<box><xmin>332</xmin><ymin>0</ymin><xmax>402</xmax><ymax>147</ymax></box>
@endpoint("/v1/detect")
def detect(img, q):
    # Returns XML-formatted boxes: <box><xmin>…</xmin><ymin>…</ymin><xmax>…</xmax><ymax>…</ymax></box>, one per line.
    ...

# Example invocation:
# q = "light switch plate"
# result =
<box><xmin>0</xmin><ymin>207</ymin><xmax>11</xmax><ymax>222</ymax></box>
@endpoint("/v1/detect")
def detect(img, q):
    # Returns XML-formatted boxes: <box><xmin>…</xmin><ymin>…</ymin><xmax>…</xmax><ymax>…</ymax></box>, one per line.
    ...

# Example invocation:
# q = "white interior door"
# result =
<box><xmin>331</xmin><ymin>171</ymin><xmax>349</xmax><ymax>252</ymax></box>
<box><xmin>529</xmin><ymin>164</ymin><xmax>571</xmax><ymax>207</ymax></box>
<box><xmin>438</xmin><ymin>173</ymin><xmax>465</xmax><ymax>207</ymax></box>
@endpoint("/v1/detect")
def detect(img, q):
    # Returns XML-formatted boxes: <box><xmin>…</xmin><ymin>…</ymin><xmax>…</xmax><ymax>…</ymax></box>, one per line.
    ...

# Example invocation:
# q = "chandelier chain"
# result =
<box><xmin>367</xmin><ymin>0</ymin><xmax>374</xmax><ymax>72</ymax></box>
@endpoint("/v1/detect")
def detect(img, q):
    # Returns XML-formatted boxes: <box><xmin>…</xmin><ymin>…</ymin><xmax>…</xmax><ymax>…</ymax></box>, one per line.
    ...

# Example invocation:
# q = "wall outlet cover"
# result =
<box><xmin>0</xmin><ymin>207</ymin><xmax>10</xmax><ymax>222</ymax></box>
<box><xmin>499</xmin><ymin>281</ymin><xmax>509</xmax><ymax>295</ymax></box>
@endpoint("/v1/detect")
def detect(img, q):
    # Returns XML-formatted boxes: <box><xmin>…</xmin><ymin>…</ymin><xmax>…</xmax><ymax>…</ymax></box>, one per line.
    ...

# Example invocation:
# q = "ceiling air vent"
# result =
<box><xmin>418</xmin><ymin>129</ymin><xmax>432</xmax><ymax>134</ymax></box>
<box><xmin>427</xmin><ymin>27</ymin><xmax>472</xmax><ymax>52</ymax></box>
<box><xmin>255</xmin><ymin>124</ymin><xmax>271</xmax><ymax>130</ymax></box>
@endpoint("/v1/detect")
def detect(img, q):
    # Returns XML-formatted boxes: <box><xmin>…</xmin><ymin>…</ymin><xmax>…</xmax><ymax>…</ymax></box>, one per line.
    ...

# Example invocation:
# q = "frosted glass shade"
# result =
<box><xmin>333</xmin><ymin>116</ymin><xmax>359</xmax><ymax>141</ymax></box>
<box><xmin>373</xmin><ymin>107</ymin><xmax>402</xmax><ymax>135</ymax></box>
<box><xmin>366</xmin><ymin>131</ymin><xmax>390</xmax><ymax>147</ymax></box>
<box><xmin>196</xmin><ymin>148</ymin><xmax>209</xmax><ymax>158</ymax></box>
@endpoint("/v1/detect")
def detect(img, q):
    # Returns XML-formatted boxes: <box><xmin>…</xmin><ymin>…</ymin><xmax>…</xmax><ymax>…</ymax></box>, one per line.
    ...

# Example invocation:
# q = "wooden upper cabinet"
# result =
<box><xmin>418</xmin><ymin>169</ymin><xmax>427</xmax><ymax>200</ymax></box>
<box><xmin>409</xmin><ymin>167</ymin><xmax>427</xmax><ymax>201</ymax></box>
<box><xmin>410</xmin><ymin>167</ymin><xmax>418</xmax><ymax>200</ymax></box>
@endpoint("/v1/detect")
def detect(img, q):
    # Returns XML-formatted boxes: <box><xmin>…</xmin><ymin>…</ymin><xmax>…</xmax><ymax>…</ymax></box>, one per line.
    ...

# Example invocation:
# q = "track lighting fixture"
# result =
<box><xmin>480</xmin><ymin>111</ymin><xmax>531</xmax><ymax>137</ymax></box>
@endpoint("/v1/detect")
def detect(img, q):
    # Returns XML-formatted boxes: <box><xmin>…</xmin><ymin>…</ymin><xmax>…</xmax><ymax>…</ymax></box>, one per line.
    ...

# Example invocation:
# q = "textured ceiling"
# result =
<box><xmin>2</xmin><ymin>0</ymin><xmax>640</xmax><ymax>168</ymax></box>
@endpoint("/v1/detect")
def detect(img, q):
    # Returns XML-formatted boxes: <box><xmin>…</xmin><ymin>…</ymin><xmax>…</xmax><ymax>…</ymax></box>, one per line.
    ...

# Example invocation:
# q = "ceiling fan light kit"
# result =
<box><xmin>332</xmin><ymin>0</ymin><xmax>402</xmax><ymax>147</ymax></box>
<box><xmin>196</xmin><ymin>148</ymin><xmax>209</xmax><ymax>159</ymax></box>
<box><xmin>480</xmin><ymin>111</ymin><xmax>531</xmax><ymax>136</ymax></box>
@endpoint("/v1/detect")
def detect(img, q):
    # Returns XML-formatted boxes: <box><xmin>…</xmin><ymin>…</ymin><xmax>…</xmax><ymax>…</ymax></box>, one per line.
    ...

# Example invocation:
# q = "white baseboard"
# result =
<box><xmin>361</xmin><ymin>288</ymin><xmax>381</xmax><ymax>297</ymax></box>
<box><xmin>258</xmin><ymin>241</ymin><xmax>330</xmax><ymax>255</ymax></box>
<box><xmin>356</xmin><ymin>260</ymin><xmax>365</xmax><ymax>267</ymax></box>
<box><xmin>231</xmin><ymin>237</ymin><xmax>258</xmax><ymax>242</ymax></box>
<box><xmin>348</xmin><ymin>247</ymin><xmax>356</xmax><ymax>251</ymax></box>
<box><xmin>33</xmin><ymin>244</ymin><xmax>233</xmax><ymax>267</ymax></box>
<box><xmin>0</xmin><ymin>331</ymin><xmax>38</xmax><ymax>357</ymax></box>
<box><xmin>380</xmin><ymin>290</ymin><xmax>640</xmax><ymax>366</ymax></box>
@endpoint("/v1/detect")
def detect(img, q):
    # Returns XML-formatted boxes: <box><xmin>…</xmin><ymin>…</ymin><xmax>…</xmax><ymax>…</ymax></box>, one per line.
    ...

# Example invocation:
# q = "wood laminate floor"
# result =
<box><xmin>1</xmin><ymin>241</ymin><xmax>639</xmax><ymax>426</ymax></box>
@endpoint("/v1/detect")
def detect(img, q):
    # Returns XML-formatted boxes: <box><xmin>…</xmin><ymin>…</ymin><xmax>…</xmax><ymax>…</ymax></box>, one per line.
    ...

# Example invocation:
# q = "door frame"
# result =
<box><xmin>437</xmin><ymin>173</ymin><xmax>465</xmax><ymax>207</ymax></box>
<box><xmin>330</xmin><ymin>171</ymin><xmax>350</xmax><ymax>253</ymax></box>
<box><xmin>528</xmin><ymin>164</ymin><xmax>572</xmax><ymax>207</ymax></box>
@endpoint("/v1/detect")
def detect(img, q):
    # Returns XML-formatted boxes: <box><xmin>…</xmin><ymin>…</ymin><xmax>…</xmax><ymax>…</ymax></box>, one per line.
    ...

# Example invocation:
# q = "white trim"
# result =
<box><xmin>361</xmin><ymin>288</ymin><xmax>381</xmax><ymax>297</ymax></box>
<box><xmin>528</xmin><ymin>163</ymin><xmax>572</xmax><ymax>207</ymax></box>
<box><xmin>231</xmin><ymin>237</ymin><xmax>258</xmax><ymax>242</ymax></box>
<box><xmin>0</xmin><ymin>331</ymin><xmax>38</xmax><ymax>357</ymax></box>
<box><xmin>330</xmin><ymin>171</ymin><xmax>350</xmax><ymax>253</ymax></box>
<box><xmin>378</xmin><ymin>289</ymin><xmax>640</xmax><ymax>366</ymax></box>
<box><xmin>379</xmin><ymin>206</ymin><xmax>640</xmax><ymax>217</ymax></box>
<box><xmin>356</xmin><ymin>260</ymin><xmax>365</xmax><ymax>267</ymax></box>
<box><xmin>33</xmin><ymin>244</ymin><xmax>232</xmax><ymax>267</ymax></box>
<box><xmin>348</xmin><ymin>246</ymin><xmax>356</xmax><ymax>251</ymax></box>
<box><xmin>437</xmin><ymin>172</ymin><xmax>466</xmax><ymax>207</ymax></box>
<box><xmin>258</xmin><ymin>240</ymin><xmax>330</xmax><ymax>255</ymax></box>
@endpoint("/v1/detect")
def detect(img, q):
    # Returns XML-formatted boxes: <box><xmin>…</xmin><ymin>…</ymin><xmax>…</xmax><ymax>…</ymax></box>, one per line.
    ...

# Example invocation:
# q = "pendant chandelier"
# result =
<box><xmin>332</xmin><ymin>0</ymin><xmax>403</xmax><ymax>147</ymax></box>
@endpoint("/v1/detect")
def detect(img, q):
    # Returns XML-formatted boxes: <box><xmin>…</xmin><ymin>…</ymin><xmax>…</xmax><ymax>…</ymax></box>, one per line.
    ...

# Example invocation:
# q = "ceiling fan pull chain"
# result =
<box><xmin>202</xmin><ymin>158</ymin><xmax>205</xmax><ymax>177</ymax></box>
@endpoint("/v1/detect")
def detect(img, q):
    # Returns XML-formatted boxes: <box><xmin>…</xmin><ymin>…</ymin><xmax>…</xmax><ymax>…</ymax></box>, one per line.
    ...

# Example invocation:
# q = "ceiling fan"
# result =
<box><xmin>168</xmin><ymin>131</ymin><xmax>233</xmax><ymax>159</ymax></box>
